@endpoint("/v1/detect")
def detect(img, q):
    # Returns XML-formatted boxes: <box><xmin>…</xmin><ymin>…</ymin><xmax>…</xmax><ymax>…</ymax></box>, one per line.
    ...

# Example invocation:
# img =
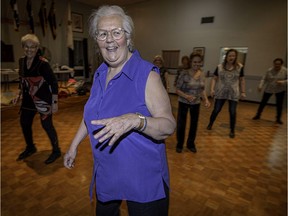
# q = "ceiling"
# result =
<box><xmin>74</xmin><ymin>0</ymin><xmax>150</xmax><ymax>7</ymax></box>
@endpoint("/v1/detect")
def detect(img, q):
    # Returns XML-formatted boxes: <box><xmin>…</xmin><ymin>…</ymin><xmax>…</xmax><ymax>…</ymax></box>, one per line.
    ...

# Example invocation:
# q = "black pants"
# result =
<box><xmin>176</xmin><ymin>102</ymin><xmax>200</xmax><ymax>149</ymax></box>
<box><xmin>208</xmin><ymin>99</ymin><xmax>238</xmax><ymax>132</ymax></box>
<box><xmin>96</xmin><ymin>182</ymin><xmax>169</xmax><ymax>216</ymax></box>
<box><xmin>255</xmin><ymin>91</ymin><xmax>285</xmax><ymax>121</ymax></box>
<box><xmin>20</xmin><ymin>109</ymin><xmax>59</xmax><ymax>152</ymax></box>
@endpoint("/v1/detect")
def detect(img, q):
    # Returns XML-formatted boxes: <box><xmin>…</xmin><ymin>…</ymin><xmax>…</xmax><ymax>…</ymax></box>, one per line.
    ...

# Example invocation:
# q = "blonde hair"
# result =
<box><xmin>153</xmin><ymin>55</ymin><xmax>164</xmax><ymax>63</ymax></box>
<box><xmin>21</xmin><ymin>34</ymin><xmax>40</xmax><ymax>47</ymax></box>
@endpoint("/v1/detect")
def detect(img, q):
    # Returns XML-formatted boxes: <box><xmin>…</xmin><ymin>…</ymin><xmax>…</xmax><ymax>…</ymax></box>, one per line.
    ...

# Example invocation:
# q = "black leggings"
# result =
<box><xmin>20</xmin><ymin>109</ymin><xmax>59</xmax><ymax>151</ymax></box>
<box><xmin>96</xmin><ymin>182</ymin><xmax>169</xmax><ymax>216</ymax></box>
<box><xmin>176</xmin><ymin>102</ymin><xmax>200</xmax><ymax>149</ymax></box>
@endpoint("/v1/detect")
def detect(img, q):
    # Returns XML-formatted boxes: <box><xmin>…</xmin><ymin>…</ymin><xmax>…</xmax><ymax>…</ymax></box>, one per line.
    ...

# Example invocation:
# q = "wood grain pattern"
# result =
<box><xmin>1</xmin><ymin>84</ymin><xmax>287</xmax><ymax>216</ymax></box>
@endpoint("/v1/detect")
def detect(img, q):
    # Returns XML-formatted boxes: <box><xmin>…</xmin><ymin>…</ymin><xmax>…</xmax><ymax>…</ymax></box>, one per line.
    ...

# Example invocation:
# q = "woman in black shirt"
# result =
<box><xmin>14</xmin><ymin>34</ymin><xmax>61</xmax><ymax>164</ymax></box>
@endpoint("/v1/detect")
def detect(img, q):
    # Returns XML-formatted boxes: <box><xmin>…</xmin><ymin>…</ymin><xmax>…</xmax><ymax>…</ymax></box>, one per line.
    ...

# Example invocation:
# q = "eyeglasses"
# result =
<box><xmin>95</xmin><ymin>28</ymin><xmax>128</xmax><ymax>41</ymax></box>
<box><xmin>24</xmin><ymin>45</ymin><xmax>38</xmax><ymax>50</ymax></box>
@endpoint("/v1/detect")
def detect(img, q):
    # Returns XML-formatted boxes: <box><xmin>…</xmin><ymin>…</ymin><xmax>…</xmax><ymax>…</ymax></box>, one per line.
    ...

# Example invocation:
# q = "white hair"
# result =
<box><xmin>88</xmin><ymin>5</ymin><xmax>134</xmax><ymax>52</ymax></box>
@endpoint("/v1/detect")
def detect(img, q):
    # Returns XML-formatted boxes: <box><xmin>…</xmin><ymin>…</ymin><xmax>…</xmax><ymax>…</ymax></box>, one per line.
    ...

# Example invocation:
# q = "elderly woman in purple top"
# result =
<box><xmin>63</xmin><ymin>5</ymin><xmax>176</xmax><ymax>216</ymax></box>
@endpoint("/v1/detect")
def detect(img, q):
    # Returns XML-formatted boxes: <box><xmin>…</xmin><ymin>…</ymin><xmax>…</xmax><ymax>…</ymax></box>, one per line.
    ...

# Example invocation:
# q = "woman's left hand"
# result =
<box><xmin>240</xmin><ymin>92</ymin><xmax>246</xmax><ymax>99</ymax></box>
<box><xmin>204</xmin><ymin>99</ymin><xmax>211</xmax><ymax>108</ymax></box>
<box><xmin>52</xmin><ymin>103</ymin><xmax>58</xmax><ymax>113</ymax></box>
<box><xmin>91</xmin><ymin>113</ymin><xmax>139</xmax><ymax>146</ymax></box>
<box><xmin>186</xmin><ymin>95</ymin><xmax>196</xmax><ymax>103</ymax></box>
<box><xmin>52</xmin><ymin>94</ymin><xmax>58</xmax><ymax>113</ymax></box>
<box><xmin>276</xmin><ymin>80</ymin><xmax>286</xmax><ymax>85</ymax></box>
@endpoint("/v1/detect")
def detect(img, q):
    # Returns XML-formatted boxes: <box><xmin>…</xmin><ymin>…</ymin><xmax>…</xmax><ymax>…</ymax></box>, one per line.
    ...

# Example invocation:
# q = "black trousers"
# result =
<box><xmin>96</xmin><ymin>182</ymin><xmax>169</xmax><ymax>216</ymax></box>
<box><xmin>255</xmin><ymin>91</ymin><xmax>285</xmax><ymax>121</ymax></box>
<box><xmin>176</xmin><ymin>102</ymin><xmax>200</xmax><ymax>149</ymax></box>
<box><xmin>209</xmin><ymin>99</ymin><xmax>238</xmax><ymax>132</ymax></box>
<box><xmin>20</xmin><ymin>109</ymin><xmax>59</xmax><ymax>151</ymax></box>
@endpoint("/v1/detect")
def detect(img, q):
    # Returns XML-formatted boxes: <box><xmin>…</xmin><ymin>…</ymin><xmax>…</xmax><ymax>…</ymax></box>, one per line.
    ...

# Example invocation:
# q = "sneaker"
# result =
<box><xmin>206</xmin><ymin>124</ymin><xmax>212</xmax><ymax>130</ymax></box>
<box><xmin>229</xmin><ymin>131</ymin><xmax>235</xmax><ymax>138</ymax></box>
<box><xmin>252</xmin><ymin>115</ymin><xmax>260</xmax><ymax>120</ymax></box>
<box><xmin>45</xmin><ymin>151</ymin><xmax>61</xmax><ymax>164</ymax></box>
<box><xmin>17</xmin><ymin>147</ymin><xmax>37</xmax><ymax>161</ymax></box>
<box><xmin>187</xmin><ymin>147</ymin><xmax>197</xmax><ymax>153</ymax></box>
<box><xmin>276</xmin><ymin>120</ymin><xmax>283</xmax><ymax>125</ymax></box>
<box><xmin>176</xmin><ymin>148</ymin><xmax>182</xmax><ymax>153</ymax></box>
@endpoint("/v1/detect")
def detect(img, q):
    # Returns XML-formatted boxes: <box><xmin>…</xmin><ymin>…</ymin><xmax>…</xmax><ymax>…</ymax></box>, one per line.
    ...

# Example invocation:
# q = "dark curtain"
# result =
<box><xmin>68</xmin><ymin>49</ymin><xmax>74</xmax><ymax>68</ymax></box>
<box><xmin>83</xmin><ymin>39</ymin><xmax>89</xmax><ymax>78</ymax></box>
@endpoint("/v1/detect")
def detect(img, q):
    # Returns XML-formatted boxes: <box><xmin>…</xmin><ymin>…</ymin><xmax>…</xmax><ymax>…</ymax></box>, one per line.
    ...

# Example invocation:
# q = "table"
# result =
<box><xmin>53</xmin><ymin>69</ymin><xmax>74</xmax><ymax>88</ymax></box>
<box><xmin>1</xmin><ymin>69</ymin><xmax>19</xmax><ymax>91</ymax></box>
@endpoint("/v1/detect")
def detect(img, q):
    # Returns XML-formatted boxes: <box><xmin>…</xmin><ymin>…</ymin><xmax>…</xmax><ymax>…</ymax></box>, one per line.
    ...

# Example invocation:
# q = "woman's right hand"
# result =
<box><xmin>186</xmin><ymin>95</ymin><xmax>196</xmax><ymax>103</ymax></box>
<box><xmin>64</xmin><ymin>148</ymin><xmax>77</xmax><ymax>169</ymax></box>
<box><xmin>210</xmin><ymin>90</ymin><xmax>215</xmax><ymax>97</ymax></box>
<box><xmin>12</xmin><ymin>95</ymin><xmax>20</xmax><ymax>105</ymax></box>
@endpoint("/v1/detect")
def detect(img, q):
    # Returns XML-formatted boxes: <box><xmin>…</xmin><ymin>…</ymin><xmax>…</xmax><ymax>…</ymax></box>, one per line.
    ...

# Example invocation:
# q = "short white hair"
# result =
<box><xmin>88</xmin><ymin>5</ymin><xmax>134</xmax><ymax>52</ymax></box>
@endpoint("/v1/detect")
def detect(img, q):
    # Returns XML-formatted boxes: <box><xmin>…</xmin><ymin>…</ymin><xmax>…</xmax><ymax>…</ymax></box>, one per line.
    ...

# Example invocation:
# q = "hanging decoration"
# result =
<box><xmin>10</xmin><ymin>0</ymin><xmax>20</xmax><ymax>31</ymax></box>
<box><xmin>26</xmin><ymin>0</ymin><xmax>34</xmax><ymax>33</ymax></box>
<box><xmin>38</xmin><ymin>0</ymin><xmax>48</xmax><ymax>36</ymax></box>
<box><xmin>67</xmin><ymin>0</ymin><xmax>74</xmax><ymax>50</ymax></box>
<box><xmin>67</xmin><ymin>0</ymin><xmax>74</xmax><ymax>67</ymax></box>
<box><xmin>48</xmin><ymin>0</ymin><xmax>57</xmax><ymax>39</ymax></box>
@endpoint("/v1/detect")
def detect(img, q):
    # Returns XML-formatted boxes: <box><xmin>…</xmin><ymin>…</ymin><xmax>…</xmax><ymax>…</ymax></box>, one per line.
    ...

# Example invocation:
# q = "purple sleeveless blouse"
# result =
<box><xmin>83</xmin><ymin>50</ymin><xmax>170</xmax><ymax>202</ymax></box>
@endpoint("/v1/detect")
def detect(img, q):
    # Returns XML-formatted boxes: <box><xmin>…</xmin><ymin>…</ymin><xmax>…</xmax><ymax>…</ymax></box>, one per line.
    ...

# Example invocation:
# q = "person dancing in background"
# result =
<box><xmin>252</xmin><ymin>58</ymin><xmax>287</xmax><ymax>124</ymax></box>
<box><xmin>175</xmin><ymin>53</ymin><xmax>210</xmax><ymax>153</ymax></box>
<box><xmin>206</xmin><ymin>49</ymin><xmax>246</xmax><ymax>138</ymax></box>
<box><xmin>153</xmin><ymin>55</ymin><xmax>170</xmax><ymax>91</ymax></box>
<box><xmin>14</xmin><ymin>34</ymin><xmax>61</xmax><ymax>164</ymax></box>
<box><xmin>174</xmin><ymin>55</ymin><xmax>191</xmax><ymax>87</ymax></box>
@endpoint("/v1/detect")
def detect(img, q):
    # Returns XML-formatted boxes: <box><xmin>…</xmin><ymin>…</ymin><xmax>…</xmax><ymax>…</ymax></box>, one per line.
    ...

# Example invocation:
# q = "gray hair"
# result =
<box><xmin>88</xmin><ymin>5</ymin><xmax>134</xmax><ymax>52</ymax></box>
<box><xmin>21</xmin><ymin>34</ymin><xmax>40</xmax><ymax>47</ymax></box>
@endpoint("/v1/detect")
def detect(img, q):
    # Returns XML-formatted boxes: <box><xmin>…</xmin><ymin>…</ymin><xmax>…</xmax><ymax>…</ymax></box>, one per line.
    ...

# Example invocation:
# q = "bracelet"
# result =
<box><xmin>140</xmin><ymin>116</ymin><xmax>147</xmax><ymax>132</ymax></box>
<box><xmin>135</xmin><ymin>113</ymin><xmax>147</xmax><ymax>131</ymax></box>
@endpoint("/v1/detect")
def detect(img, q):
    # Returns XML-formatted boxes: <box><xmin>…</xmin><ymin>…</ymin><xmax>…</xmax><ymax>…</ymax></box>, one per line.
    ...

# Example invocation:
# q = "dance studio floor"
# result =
<box><xmin>1</xmin><ymin>84</ymin><xmax>287</xmax><ymax>216</ymax></box>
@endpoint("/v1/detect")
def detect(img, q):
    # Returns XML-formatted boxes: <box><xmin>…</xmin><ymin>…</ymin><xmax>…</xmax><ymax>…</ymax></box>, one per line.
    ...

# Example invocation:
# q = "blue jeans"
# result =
<box><xmin>176</xmin><ymin>102</ymin><xmax>200</xmax><ymax>149</ymax></box>
<box><xmin>208</xmin><ymin>99</ymin><xmax>238</xmax><ymax>132</ymax></box>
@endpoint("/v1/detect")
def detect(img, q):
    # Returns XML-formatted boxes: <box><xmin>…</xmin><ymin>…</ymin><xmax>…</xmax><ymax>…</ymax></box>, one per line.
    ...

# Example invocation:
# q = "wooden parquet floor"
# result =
<box><xmin>1</xmin><ymin>85</ymin><xmax>287</xmax><ymax>216</ymax></box>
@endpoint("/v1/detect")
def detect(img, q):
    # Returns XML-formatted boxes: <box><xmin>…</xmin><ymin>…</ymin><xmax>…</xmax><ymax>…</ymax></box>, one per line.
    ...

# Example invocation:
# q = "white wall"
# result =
<box><xmin>124</xmin><ymin>0</ymin><xmax>286</xmax><ymax>102</ymax></box>
<box><xmin>125</xmin><ymin>0</ymin><xmax>286</xmax><ymax>76</ymax></box>
<box><xmin>1</xmin><ymin>0</ymin><xmax>287</xmax><ymax>101</ymax></box>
